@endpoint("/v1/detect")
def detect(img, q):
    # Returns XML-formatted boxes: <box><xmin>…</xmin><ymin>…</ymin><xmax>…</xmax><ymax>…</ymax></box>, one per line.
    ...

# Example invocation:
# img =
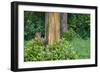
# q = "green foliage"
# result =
<box><xmin>45</xmin><ymin>38</ymin><xmax>79</xmax><ymax>60</ymax></box>
<box><xmin>24</xmin><ymin>38</ymin><xmax>45</xmax><ymax>61</ymax></box>
<box><xmin>24</xmin><ymin>38</ymin><xmax>79</xmax><ymax>61</ymax></box>
<box><xmin>60</xmin><ymin>29</ymin><xmax>90</xmax><ymax>59</ymax></box>
<box><xmin>24</xmin><ymin>11</ymin><xmax>45</xmax><ymax>40</ymax></box>
<box><xmin>61</xmin><ymin>28</ymin><xmax>76</xmax><ymax>41</ymax></box>
<box><xmin>68</xmin><ymin>13</ymin><xmax>90</xmax><ymax>39</ymax></box>
<box><xmin>24</xmin><ymin>12</ymin><xmax>90</xmax><ymax>61</ymax></box>
<box><xmin>24</xmin><ymin>12</ymin><xmax>90</xmax><ymax>40</ymax></box>
<box><xmin>70</xmin><ymin>38</ymin><xmax>90</xmax><ymax>59</ymax></box>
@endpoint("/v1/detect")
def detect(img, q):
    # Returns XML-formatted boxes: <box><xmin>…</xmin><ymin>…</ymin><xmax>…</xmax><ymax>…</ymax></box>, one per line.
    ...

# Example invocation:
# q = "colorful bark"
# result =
<box><xmin>45</xmin><ymin>12</ymin><xmax>60</xmax><ymax>45</ymax></box>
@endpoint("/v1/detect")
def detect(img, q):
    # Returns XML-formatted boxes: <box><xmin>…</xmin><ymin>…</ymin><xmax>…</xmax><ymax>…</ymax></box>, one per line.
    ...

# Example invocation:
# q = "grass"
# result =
<box><xmin>70</xmin><ymin>38</ymin><xmax>90</xmax><ymax>59</ymax></box>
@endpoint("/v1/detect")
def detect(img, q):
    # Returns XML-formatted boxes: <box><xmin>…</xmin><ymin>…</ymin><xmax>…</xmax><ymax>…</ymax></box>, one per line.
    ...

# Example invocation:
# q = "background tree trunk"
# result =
<box><xmin>60</xmin><ymin>13</ymin><xmax>68</xmax><ymax>34</ymax></box>
<box><xmin>45</xmin><ymin>12</ymin><xmax>60</xmax><ymax>45</ymax></box>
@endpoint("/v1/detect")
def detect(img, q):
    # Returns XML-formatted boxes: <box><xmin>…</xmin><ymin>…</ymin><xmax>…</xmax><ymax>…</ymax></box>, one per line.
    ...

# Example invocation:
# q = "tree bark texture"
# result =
<box><xmin>45</xmin><ymin>12</ymin><xmax>60</xmax><ymax>45</ymax></box>
<box><xmin>60</xmin><ymin>13</ymin><xmax>68</xmax><ymax>34</ymax></box>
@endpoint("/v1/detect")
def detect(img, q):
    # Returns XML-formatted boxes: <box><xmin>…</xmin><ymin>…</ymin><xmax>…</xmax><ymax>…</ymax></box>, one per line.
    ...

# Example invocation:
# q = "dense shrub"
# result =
<box><xmin>68</xmin><ymin>13</ymin><xmax>90</xmax><ymax>39</ymax></box>
<box><xmin>24</xmin><ymin>11</ymin><xmax>45</xmax><ymax>41</ymax></box>
<box><xmin>61</xmin><ymin>28</ymin><xmax>77</xmax><ymax>41</ymax></box>
<box><xmin>24</xmin><ymin>38</ymin><xmax>79</xmax><ymax>61</ymax></box>
<box><xmin>24</xmin><ymin>38</ymin><xmax>45</xmax><ymax>61</ymax></box>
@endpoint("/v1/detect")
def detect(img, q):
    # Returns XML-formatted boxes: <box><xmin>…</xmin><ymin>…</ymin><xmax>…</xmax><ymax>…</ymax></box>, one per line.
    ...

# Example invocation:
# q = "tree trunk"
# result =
<box><xmin>45</xmin><ymin>12</ymin><xmax>60</xmax><ymax>45</ymax></box>
<box><xmin>60</xmin><ymin>13</ymin><xmax>68</xmax><ymax>34</ymax></box>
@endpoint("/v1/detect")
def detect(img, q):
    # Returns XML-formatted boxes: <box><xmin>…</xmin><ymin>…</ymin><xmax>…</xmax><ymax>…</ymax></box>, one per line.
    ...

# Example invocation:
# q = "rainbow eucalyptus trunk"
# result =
<box><xmin>45</xmin><ymin>12</ymin><xmax>60</xmax><ymax>45</ymax></box>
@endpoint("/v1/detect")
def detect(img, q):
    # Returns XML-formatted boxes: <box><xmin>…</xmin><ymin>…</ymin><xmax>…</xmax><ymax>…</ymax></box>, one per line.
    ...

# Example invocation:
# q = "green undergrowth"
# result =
<box><xmin>24</xmin><ymin>37</ymin><xmax>90</xmax><ymax>62</ymax></box>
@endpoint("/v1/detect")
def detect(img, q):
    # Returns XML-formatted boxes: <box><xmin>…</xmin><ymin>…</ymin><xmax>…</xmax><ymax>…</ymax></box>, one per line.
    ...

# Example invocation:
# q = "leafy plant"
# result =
<box><xmin>68</xmin><ymin>13</ymin><xmax>90</xmax><ymax>39</ymax></box>
<box><xmin>61</xmin><ymin>28</ymin><xmax>77</xmax><ymax>41</ymax></box>
<box><xmin>24</xmin><ymin>11</ymin><xmax>45</xmax><ymax>40</ymax></box>
<box><xmin>24</xmin><ymin>38</ymin><xmax>79</xmax><ymax>61</ymax></box>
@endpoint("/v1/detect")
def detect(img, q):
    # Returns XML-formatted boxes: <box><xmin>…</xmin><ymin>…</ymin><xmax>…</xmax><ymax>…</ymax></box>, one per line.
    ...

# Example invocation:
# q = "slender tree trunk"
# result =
<box><xmin>60</xmin><ymin>13</ymin><xmax>68</xmax><ymax>34</ymax></box>
<box><xmin>45</xmin><ymin>12</ymin><xmax>60</xmax><ymax>45</ymax></box>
